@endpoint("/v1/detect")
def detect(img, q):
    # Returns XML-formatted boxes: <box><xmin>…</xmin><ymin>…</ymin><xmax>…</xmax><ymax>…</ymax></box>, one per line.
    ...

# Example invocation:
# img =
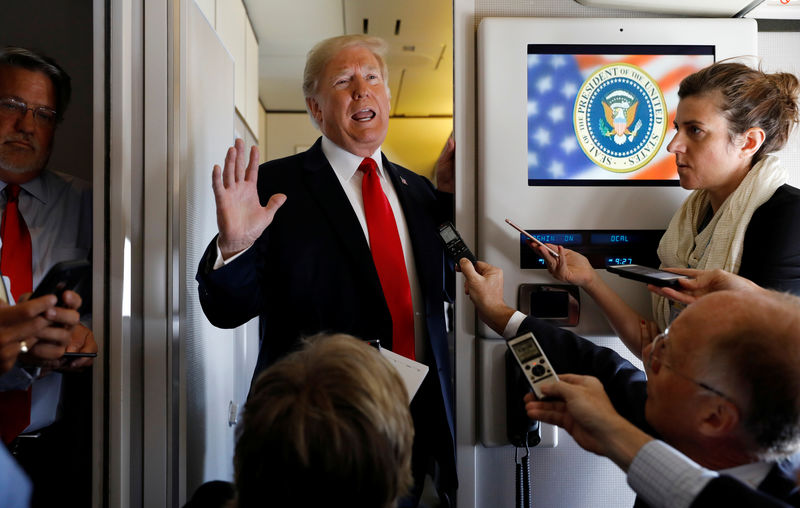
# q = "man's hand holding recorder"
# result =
<box><xmin>459</xmin><ymin>254</ymin><xmax>767</xmax><ymax>470</ymax></box>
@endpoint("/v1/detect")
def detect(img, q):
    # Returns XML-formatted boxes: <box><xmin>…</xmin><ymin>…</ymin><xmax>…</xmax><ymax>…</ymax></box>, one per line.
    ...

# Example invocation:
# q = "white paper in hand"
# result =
<box><xmin>379</xmin><ymin>348</ymin><xmax>429</xmax><ymax>403</ymax></box>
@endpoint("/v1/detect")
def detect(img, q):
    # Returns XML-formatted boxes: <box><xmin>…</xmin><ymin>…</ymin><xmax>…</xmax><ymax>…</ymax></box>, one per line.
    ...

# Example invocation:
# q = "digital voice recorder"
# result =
<box><xmin>438</xmin><ymin>221</ymin><xmax>477</xmax><ymax>267</ymax></box>
<box><xmin>506</xmin><ymin>332</ymin><xmax>559</xmax><ymax>399</ymax></box>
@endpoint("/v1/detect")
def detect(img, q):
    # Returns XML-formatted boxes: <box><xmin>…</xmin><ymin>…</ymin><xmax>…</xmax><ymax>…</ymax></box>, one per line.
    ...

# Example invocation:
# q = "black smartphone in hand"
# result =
<box><xmin>606</xmin><ymin>264</ymin><xmax>688</xmax><ymax>288</ymax></box>
<box><xmin>61</xmin><ymin>352</ymin><xmax>97</xmax><ymax>358</ymax></box>
<box><xmin>31</xmin><ymin>259</ymin><xmax>91</xmax><ymax>305</ymax></box>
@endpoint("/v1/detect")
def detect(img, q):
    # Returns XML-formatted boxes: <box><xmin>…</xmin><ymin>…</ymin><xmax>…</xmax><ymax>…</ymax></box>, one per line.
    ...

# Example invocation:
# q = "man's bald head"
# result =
<box><xmin>676</xmin><ymin>289</ymin><xmax>800</xmax><ymax>459</ymax></box>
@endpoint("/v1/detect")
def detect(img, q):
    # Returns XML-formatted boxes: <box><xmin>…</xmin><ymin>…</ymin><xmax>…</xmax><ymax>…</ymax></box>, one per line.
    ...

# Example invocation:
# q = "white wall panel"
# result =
<box><xmin>215</xmin><ymin>0</ymin><xmax>246</xmax><ymax>113</ymax></box>
<box><xmin>759</xmin><ymin>31</ymin><xmax>800</xmax><ymax>188</ymax></box>
<box><xmin>245</xmin><ymin>22</ymin><xmax>259</xmax><ymax>133</ymax></box>
<box><xmin>185</xmin><ymin>3</ymin><xmax>237</xmax><ymax>492</ymax></box>
<box><xmin>195</xmin><ymin>0</ymin><xmax>216</xmax><ymax>26</ymax></box>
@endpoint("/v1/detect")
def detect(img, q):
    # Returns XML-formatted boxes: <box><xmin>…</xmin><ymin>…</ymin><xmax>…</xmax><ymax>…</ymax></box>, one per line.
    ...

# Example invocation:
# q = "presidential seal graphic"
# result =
<box><xmin>573</xmin><ymin>63</ymin><xmax>667</xmax><ymax>173</ymax></box>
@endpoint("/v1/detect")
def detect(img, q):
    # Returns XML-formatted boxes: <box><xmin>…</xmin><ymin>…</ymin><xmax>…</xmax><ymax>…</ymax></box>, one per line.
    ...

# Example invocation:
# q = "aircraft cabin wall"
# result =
<box><xmin>453</xmin><ymin>2</ymin><xmax>800</xmax><ymax>508</ymax></box>
<box><xmin>2</xmin><ymin>0</ymin><xmax>799</xmax><ymax>506</ymax></box>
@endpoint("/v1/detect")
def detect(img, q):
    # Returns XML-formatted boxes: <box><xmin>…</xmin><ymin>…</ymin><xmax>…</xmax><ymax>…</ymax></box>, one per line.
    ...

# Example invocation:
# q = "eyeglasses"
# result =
<box><xmin>647</xmin><ymin>329</ymin><xmax>735</xmax><ymax>404</ymax></box>
<box><xmin>0</xmin><ymin>97</ymin><xmax>58</xmax><ymax>128</ymax></box>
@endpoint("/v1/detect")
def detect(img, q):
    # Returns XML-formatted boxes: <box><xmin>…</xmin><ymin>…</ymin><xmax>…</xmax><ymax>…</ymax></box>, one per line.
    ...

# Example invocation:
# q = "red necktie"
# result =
<box><xmin>0</xmin><ymin>183</ymin><xmax>33</xmax><ymax>443</ymax></box>
<box><xmin>360</xmin><ymin>158</ymin><xmax>415</xmax><ymax>360</ymax></box>
<box><xmin>1</xmin><ymin>184</ymin><xmax>33</xmax><ymax>299</ymax></box>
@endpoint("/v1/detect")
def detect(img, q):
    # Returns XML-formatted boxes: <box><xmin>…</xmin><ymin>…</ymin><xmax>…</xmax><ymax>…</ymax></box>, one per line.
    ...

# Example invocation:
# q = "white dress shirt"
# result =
<box><xmin>215</xmin><ymin>137</ymin><xmax>428</xmax><ymax>361</ymax></box>
<box><xmin>503</xmin><ymin>310</ymin><xmax>528</xmax><ymax>339</ymax></box>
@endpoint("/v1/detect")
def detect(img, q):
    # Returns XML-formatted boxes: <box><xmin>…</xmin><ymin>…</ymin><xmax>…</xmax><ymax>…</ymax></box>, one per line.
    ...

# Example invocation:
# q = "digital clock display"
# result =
<box><xmin>606</xmin><ymin>257</ymin><xmax>634</xmax><ymax>265</ymax></box>
<box><xmin>519</xmin><ymin>229</ymin><xmax>664</xmax><ymax>269</ymax></box>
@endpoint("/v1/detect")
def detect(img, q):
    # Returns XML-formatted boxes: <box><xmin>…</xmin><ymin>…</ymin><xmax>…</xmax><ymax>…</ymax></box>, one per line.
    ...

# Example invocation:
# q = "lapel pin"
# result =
<box><xmin>400</xmin><ymin>177</ymin><xmax>408</xmax><ymax>186</ymax></box>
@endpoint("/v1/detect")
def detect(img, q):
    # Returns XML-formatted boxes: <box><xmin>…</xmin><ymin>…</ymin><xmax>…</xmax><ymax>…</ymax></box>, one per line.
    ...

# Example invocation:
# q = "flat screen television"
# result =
<box><xmin>526</xmin><ymin>44</ymin><xmax>714</xmax><ymax>186</ymax></box>
<box><xmin>478</xmin><ymin>18</ymin><xmax>758</xmax><ymax>189</ymax></box>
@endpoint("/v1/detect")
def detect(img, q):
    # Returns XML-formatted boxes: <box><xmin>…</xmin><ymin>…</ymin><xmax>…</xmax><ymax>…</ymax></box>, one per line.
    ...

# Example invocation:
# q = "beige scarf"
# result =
<box><xmin>651</xmin><ymin>155</ymin><xmax>788</xmax><ymax>329</ymax></box>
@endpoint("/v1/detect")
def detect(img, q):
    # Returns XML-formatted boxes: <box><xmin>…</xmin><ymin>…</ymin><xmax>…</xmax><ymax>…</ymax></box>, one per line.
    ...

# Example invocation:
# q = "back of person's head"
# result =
<box><xmin>678</xmin><ymin>60</ymin><xmax>800</xmax><ymax>163</ymax></box>
<box><xmin>302</xmin><ymin>34</ymin><xmax>390</xmax><ymax>100</ymax></box>
<box><xmin>701</xmin><ymin>290</ymin><xmax>800</xmax><ymax>460</ymax></box>
<box><xmin>0</xmin><ymin>46</ymin><xmax>71</xmax><ymax>122</ymax></box>
<box><xmin>233</xmin><ymin>333</ymin><xmax>413</xmax><ymax>508</ymax></box>
<box><xmin>183</xmin><ymin>480</ymin><xmax>235</xmax><ymax>508</ymax></box>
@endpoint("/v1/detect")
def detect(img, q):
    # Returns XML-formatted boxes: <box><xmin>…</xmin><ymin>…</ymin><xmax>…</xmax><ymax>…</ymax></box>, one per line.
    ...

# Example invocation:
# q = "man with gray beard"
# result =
<box><xmin>0</xmin><ymin>46</ymin><xmax>94</xmax><ymax>507</ymax></box>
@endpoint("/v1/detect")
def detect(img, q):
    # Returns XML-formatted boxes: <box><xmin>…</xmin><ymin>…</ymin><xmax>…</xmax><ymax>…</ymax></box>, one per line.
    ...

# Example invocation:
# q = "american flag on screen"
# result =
<box><xmin>527</xmin><ymin>51</ymin><xmax>713</xmax><ymax>185</ymax></box>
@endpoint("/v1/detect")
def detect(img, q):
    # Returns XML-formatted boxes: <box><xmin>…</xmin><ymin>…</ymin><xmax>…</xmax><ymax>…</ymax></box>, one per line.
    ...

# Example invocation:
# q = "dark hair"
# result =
<box><xmin>233</xmin><ymin>334</ymin><xmax>414</xmax><ymax>508</ymax></box>
<box><xmin>0</xmin><ymin>46</ymin><xmax>72</xmax><ymax>122</ymax></box>
<box><xmin>678</xmin><ymin>61</ymin><xmax>800</xmax><ymax>163</ymax></box>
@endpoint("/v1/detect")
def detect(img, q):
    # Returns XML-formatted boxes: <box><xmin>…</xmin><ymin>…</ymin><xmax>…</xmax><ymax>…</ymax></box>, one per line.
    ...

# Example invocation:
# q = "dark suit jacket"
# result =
<box><xmin>196</xmin><ymin>138</ymin><xmax>456</xmax><ymax>485</ymax></box>
<box><xmin>515</xmin><ymin>315</ymin><xmax>800</xmax><ymax>507</ymax></box>
<box><xmin>739</xmin><ymin>184</ymin><xmax>800</xmax><ymax>296</ymax></box>
<box><xmin>691</xmin><ymin>460</ymin><xmax>800</xmax><ymax>508</ymax></box>
<box><xmin>514</xmin><ymin>315</ymin><xmax>652</xmax><ymax>432</ymax></box>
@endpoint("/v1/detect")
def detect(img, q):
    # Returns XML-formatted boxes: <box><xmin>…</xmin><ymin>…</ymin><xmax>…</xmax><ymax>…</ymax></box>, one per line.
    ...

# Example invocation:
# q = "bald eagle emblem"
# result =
<box><xmin>573</xmin><ymin>62</ymin><xmax>667</xmax><ymax>173</ymax></box>
<box><xmin>599</xmin><ymin>90</ymin><xmax>643</xmax><ymax>145</ymax></box>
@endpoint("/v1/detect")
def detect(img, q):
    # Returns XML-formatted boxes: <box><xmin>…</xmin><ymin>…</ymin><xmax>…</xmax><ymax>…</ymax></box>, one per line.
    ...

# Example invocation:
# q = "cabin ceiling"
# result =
<box><xmin>243</xmin><ymin>0</ymin><xmax>453</xmax><ymax>117</ymax></box>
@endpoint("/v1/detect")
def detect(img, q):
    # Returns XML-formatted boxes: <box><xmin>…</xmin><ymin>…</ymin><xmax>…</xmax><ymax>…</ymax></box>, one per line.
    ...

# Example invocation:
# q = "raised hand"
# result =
<box><xmin>213</xmin><ymin>138</ymin><xmax>287</xmax><ymax>259</ymax></box>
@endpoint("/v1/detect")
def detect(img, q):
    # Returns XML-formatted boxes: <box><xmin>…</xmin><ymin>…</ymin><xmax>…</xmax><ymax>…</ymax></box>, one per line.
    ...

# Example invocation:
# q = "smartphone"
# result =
<box><xmin>30</xmin><ymin>259</ymin><xmax>91</xmax><ymax>305</ymax></box>
<box><xmin>506</xmin><ymin>332</ymin><xmax>559</xmax><ymax>399</ymax></box>
<box><xmin>61</xmin><ymin>352</ymin><xmax>97</xmax><ymax>358</ymax></box>
<box><xmin>606</xmin><ymin>264</ymin><xmax>689</xmax><ymax>288</ymax></box>
<box><xmin>504</xmin><ymin>218</ymin><xmax>560</xmax><ymax>258</ymax></box>
<box><xmin>438</xmin><ymin>222</ymin><xmax>478</xmax><ymax>267</ymax></box>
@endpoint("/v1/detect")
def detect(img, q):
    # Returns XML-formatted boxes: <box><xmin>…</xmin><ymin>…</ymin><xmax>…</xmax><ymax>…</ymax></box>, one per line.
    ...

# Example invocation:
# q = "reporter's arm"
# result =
<box><xmin>523</xmin><ymin>374</ymin><xmax>651</xmax><ymax>470</ymax></box>
<box><xmin>628</xmin><ymin>440</ymin><xmax>718</xmax><ymax>508</ymax></box>
<box><xmin>537</xmin><ymin>244</ymin><xmax>654</xmax><ymax>359</ymax></box>
<box><xmin>581</xmin><ymin>269</ymin><xmax>655</xmax><ymax>359</ymax></box>
<box><xmin>523</xmin><ymin>374</ymin><xmax>718</xmax><ymax>508</ymax></box>
<box><xmin>459</xmin><ymin>259</ymin><xmax>516</xmax><ymax>335</ymax></box>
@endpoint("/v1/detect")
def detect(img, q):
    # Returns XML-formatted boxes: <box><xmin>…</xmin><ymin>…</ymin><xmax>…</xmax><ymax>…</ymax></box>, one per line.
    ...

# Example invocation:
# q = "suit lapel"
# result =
<box><xmin>383</xmin><ymin>156</ymin><xmax>437</xmax><ymax>302</ymax></box>
<box><xmin>301</xmin><ymin>140</ymin><xmax>384</xmax><ymax>294</ymax></box>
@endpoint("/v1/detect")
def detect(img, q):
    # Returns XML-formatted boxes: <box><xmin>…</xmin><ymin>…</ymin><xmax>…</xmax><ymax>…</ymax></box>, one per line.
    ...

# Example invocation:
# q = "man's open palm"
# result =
<box><xmin>212</xmin><ymin>138</ymin><xmax>286</xmax><ymax>259</ymax></box>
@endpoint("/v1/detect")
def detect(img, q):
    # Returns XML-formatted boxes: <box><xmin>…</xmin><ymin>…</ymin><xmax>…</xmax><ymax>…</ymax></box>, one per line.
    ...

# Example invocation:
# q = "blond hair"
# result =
<box><xmin>234</xmin><ymin>333</ymin><xmax>413</xmax><ymax>508</ymax></box>
<box><xmin>302</xmin><ymin>34</ymin><xmax>390</xmax><ymax>99</ymax></box>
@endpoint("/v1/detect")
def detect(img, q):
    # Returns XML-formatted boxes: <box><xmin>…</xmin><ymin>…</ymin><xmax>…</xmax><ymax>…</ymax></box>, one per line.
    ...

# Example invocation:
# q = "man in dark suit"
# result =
<box><xmin>460</xmin><ymin>260</ymin><xmax>800</xmax><ymax>507</ymax></box>
<box><xmin>196</xmin><ymin>34</ymin><xmax>455</xmax><ymax>506</ymax></box>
